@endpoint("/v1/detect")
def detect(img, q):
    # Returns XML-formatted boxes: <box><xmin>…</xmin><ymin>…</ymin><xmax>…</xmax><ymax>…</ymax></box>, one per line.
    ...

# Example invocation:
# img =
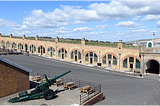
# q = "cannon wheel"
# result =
<box><xmin>43</xmin><ymin>89</ymin><xmax>55</xmax><ymax>100</ymax></box>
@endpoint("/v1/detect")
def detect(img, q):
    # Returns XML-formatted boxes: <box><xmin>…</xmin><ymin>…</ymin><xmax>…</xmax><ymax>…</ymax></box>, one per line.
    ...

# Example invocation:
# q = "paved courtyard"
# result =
<box><xmin>0</xmin><ymin>84</ymin><xmax>80</xmax><ymax>105</ymax></box>
<box><xmin>1</xmin><ymin>55</ymin><xmax>160</xmax><ymax>105</ymax></box>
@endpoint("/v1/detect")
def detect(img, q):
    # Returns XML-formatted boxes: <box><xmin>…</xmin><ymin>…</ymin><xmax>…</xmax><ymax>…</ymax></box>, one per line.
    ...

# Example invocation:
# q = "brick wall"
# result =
<box><xmin>0</xmin><ymin>61</ymin><xmax>29</xmax><ymax>98</ymax></box>
<box><xmin>82</xmin><ymin>92</ymin><xmax>103</xmax><ymax>105</ymax></box>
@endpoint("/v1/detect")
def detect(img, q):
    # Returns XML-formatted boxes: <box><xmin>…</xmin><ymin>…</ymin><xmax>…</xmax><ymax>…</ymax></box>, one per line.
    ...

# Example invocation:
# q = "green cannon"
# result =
<box><xmin>8</xmin><ymin>70</ymin><xmax>71</xmax><ymax>103</ymax></box>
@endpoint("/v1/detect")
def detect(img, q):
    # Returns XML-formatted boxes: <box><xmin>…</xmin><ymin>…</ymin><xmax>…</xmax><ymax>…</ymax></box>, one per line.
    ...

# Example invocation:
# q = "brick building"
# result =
<box><xmin>0</xmin><ymin>56</ymin><xmax>32</xmax><ymax>98</ymax></box>
<box><xmin>1</xmin><ymin>33</ymin><xmax>160</xmax><ymax>75</ymax></box>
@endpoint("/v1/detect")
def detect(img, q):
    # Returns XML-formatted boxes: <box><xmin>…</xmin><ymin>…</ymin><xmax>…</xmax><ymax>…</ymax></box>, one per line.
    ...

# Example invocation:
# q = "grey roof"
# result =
<box><xmin>0</xmin><ymin>56</ymin><xmax>32</xmax><ymax>73</ymax></box>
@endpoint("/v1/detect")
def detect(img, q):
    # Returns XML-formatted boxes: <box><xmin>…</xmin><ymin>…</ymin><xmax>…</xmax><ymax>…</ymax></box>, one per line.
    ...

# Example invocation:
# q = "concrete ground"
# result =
<box><xmin>0</xmin><ymin>84</ymin><xmax>80</xmax><ymax>105</ymax></box>
<box><xmin>1</xmin><ymin>55</ymin><xmax>160</xmax><ymax>105</ymax></box>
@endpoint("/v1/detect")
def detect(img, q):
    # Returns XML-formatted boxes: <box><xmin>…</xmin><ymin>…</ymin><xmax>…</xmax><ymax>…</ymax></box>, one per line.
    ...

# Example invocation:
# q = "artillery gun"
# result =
<box><xmin>8</xmin><ymin>70</ymin><xmax>71</xmax><ymax>103</ymax></box>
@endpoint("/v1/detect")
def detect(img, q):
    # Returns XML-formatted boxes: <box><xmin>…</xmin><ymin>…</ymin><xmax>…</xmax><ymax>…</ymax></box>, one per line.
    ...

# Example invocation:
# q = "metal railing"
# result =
<box><xmin>30</xmin><ymin>73</ymin><xmax>101</xmax><ymax>105</ymax></box>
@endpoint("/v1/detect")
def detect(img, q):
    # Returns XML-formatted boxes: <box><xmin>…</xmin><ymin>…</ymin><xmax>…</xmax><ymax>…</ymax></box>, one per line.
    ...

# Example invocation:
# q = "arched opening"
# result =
<box><xmin>58</xmin><ymin>48</ymin><xmax>67</xmax><ymax>59</ymax></box>
<box><xmin>85</xmin><ymin>52</ymin><xmax>98</xmax><ymax>64</ymax></box>
<box><xmin>71</xmin><ymin>50</ymin><xmax>81</xmax><ymax>62</ymax></box>
<box><xmin>146</xmin><ymin>60</ymin><xmax>159</xmax><ymax>74</ymax></box>
<box><xmin>48</xmin><ymin>47</ymin><xmax>55</xmax><ymax>57</ymax></box>
<box><xmin>38</xmin><ymin>46</ymin><xmax>45</xmax><ymax>55</ymax></box>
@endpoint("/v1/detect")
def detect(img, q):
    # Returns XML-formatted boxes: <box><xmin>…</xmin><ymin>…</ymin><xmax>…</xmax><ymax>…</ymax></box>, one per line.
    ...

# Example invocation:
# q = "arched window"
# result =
<box><xmin>136</xmin><ymin>59</ymin><xmax>141</xmax><ymax>69</ymax></box>
<box><xmin>1</xmin><ymin>41</ymin><xmax>5</xmax><ymax>47</ymax></box>
<box><xmin>65</xmin><ymin>50</ymin><xmax>67</xmax><ymax>57</ymax></box>
<box><xmin>12</xmin><ymin>42</ymin><xmax>16</xmax><ymax>49</ymax></box>
<box><xmin>47</xmin><ymin>47</ymin><xmax>55</xmax><ymax>57</ymax></box>
<box><xmin>94</xmin><ymin>54</ymin><xmax>97</xmax><ymax>62</ymax></box>
<box><xmin>85</xmin><ymin>53</ymin><xmax>88</xmax><ymax>62</ymax></box>
<box><xmin>18</xmin><ymin>43</ymin><xmax>23</xmax><ymax>50</ymax></box>
<box><xmin>123</xmin><ymin>58</ymin><xmax>128</xmax><ymax>68</ymax></box>
<box><xmin>103</xmin><ymin>55</ymin><xmax>106</xmax><ymax>64</ymax></box>
<box><xmin>6</xmin><ymin>41</ymin><xmax>10</xmax><ymax>49</ymax></box>
<box><xmin>58</xmin><ymin>50</ymin><xmax>61</xmax><ymax>57</ymax></box>
<box><xmin>71</xmin><ymin>52</ymin><xmax>73</xmax><ymax>59</ymax></box>
<box><xmin>25</xmin><ymin>44</ymin><xmax>28</xmax><ymax>51</ymax></box>
<box><xmin>113</xmin><ymin>56</ymin><xmax>117</xmax><ymax>65</ymax></box>
<box><xmin>78</xmin><ymin>52</ymin><xmax>81</xmax><ymax>60</ymax></box>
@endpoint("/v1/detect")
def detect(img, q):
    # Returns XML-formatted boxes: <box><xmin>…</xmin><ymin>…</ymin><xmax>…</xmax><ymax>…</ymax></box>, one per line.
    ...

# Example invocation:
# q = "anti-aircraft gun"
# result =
<box><xmin>8</xmin><ymin>70</ymin><xmax>71</xmax><ymax>103</ymax></box>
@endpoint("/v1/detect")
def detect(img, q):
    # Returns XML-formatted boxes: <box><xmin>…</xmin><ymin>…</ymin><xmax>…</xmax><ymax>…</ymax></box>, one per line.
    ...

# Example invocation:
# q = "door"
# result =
<box><xmin>75</xmin><ymin>55</ymin><xmax>77</xmax><ymax>61</ymax></box>
<box><xmin>51</xmin><ymin>52</ymin><xmax>52</xmax><ymax>57</ymax></box>
<box><xmin>130</xmin><ymin>64</ymin><xmax>133</xmax><ymax>71</ymax></box>
<box><xmin>90</xmin><ymin>58</ymin><xmax>92</xmax><ymax>64</ymax></box>
<box><xmin>108</xmin><ymin>61</ymin><xmax>111</xmax><ymax>67</ymax></box>
<box><xmin>62</xmin><ymin>54</ymin><xmax>64</xmax><ymax>59</ymax></box>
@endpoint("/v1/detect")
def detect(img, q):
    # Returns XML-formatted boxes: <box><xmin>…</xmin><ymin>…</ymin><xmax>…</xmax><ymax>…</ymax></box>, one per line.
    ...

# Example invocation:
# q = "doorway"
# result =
<box><xmin>75</xmin><ymin>55</ymin><xmax>77</xmax><ymax>61</ymax></box>
<box><xmin>108</xmin><ymin>61</ymin><xmax>111</xmax><ymax>67</ymax></box>
<box><xmin>90</xmin><ymin>58</ymin><xmax>93</xmax><ymax>64</ymax></box>
<box><xmin>130</xmin><ymin>64</ymin><xmax>133</xmax><ymax>71</ymax></box>
<box><xmin>62</xmin><ymin>54</ymin><xmax>64</xmax><ymax>59</ymax></box>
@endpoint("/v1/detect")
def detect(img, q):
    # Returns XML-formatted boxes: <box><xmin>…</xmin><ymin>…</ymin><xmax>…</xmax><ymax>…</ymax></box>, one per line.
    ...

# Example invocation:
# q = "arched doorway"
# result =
<box><xmin>146</xmin><ymin>60</ymin><xmax>159</xmax><ymax>74</ymax></box>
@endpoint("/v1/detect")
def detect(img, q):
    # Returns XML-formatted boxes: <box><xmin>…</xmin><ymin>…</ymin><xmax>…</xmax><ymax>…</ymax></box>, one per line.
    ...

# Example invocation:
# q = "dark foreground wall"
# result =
<box><xmin>0</xmin><ymin>61</ymin><xmax>29</xmax><ymax>98</ymax></box>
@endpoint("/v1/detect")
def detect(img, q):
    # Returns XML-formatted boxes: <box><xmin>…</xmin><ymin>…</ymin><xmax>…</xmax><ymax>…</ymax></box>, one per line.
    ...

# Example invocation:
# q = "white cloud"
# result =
<box><xmin>132</xmin><ymin>29</ymin><xmax>148</xmax><ymax>32</ymax></box>
<box><xmin>60</xmin><ymin>27</ymin><xmax>69</xmax><ymax>31</ymax></box>
<box><xmin>142</xmin><ymin>15</ymin><xmax>160</xmax><ymax>21</ymax></box>
<box><xmin>73</xmin><ymin>27</ymin><xmax>94</xmax><ymax>32</ymax></box>
<box><xmin>156</xmin><ymin>21</ymin><xmax>160</xmax><ymax>27</ymax></box>
<box><xmin>96</xmin><ymin>24</ymin><xmax>108</xmax><ymax>29</ymax></box>
<box><xmin>88</xmin><ymin>1</ymin><xmax>133</xmax><ymax>20</ymax></box>
<box><xmin>116</xmin><ymin>21</ymin><xmax>140</xmax><ymax>27</ymax></box>
<box><xmin>122</xmin><ymin>1</ymin><xmax>152</xmax><ymax>9</ymax></box>
<box><xmin>0</xmin><ymin>18</ymin><xmax>19</xmax><ymax>28</ymax></box>
<box><xmin>55</xmin><ymin>30</ymin><xmax>69</xmax><ymax>34</ymax></box>
<box><xmin>133</xmin><ymin>16</ymin><xmax>141</xmax><ymax>20</ymax></box>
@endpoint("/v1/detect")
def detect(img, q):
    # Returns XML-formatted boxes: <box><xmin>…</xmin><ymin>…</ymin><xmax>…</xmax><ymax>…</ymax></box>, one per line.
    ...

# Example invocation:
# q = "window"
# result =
<box><xmin>65</xmin><ymin>50</ymin><xmax>67</xmax><ymax>57</ymax></box>
<box><xmin>129</xmin><ymin>57</ymin><xmax>134</xmax><ymax>63</ymax></box>
<box><xmin>53</xmin><ymin>49</ymin><xmax>55</xmax><ymax>55</ymax></box>
<box><xmin>58</xmin><ymin>50</ymin><xmax>61</xmax><ymax>57</ymax></box>
<box><xmin>90</xmin><ymin>52</ymin><xmax>93</xmax><ymax>57</ymax></box>
<box><xmin>85</xmin><ymin>53</ymin><xmax>88</xmax><ymax>62</ymax></box>
<box><xmin>71</xmin><ymin>52</ymin><xmax>73</xmax><ymax>59</ymax></box>
<box><xmin>123</xmin><ymin>58</ymin><xmax>128</xmax><ymax>68</ymax></box>
<box><xmin>103</xmin><ymin>55</ymin><xmax>106</xmax><ymax>64</ymax></box>
<box><xmin>43</xmin><ymin>47</ymin><xmax>45</xmax><ymax>53</ymax></box>
<box><xmin>113</xmin><ymin>56</ymin><xmax>117</xmax><ymax>65</ymax></box>
<box><xmin>94</xmin><ymin>53</ymin><xmax>97</xmax><ymax>62</ymax></box>
<box><xmin>75</xmin><ymin>50</ymin><xmax>77</xmax><ymax>55</ymax></box>
<box><xmin>34</xmin><ymin>46</ymin><xmax>36</xmax><ymax>52</ymax></box>
<box><xmin>108</xmin><ymin>54</ymin><xmax>111</xmax><ymax>59</ymax></box>
<box><xmin>78</xmin><ymin>52</ymin><xmax>81</xmax><ymax>60</ymax></box>
<box><xmin>25</xmin><ymin>44</ymin><xmax>28</xmax><ymax>51</ymax></box>
<box><xmin>48</xmin><ymin>48</ymin><xmax>50</xmax><ymax>55</ymax></box>
<box><xmin>30</xmin><ymin>46</ymin><xmax>31</xmax><ymax>51</ymax></box>
<box><xmin>62</xmin><ymin>48</ymin><xmax>64</xmax><ymax>52</ymax></box>
<box><xmin>38</xmin><ymin>47</ymin><xmax>40</xmax><ymax>53</ymax></box>
<box><xmin>136</xmin><ymin>59</ymin><xmax>141</xmax><ymax>69</ymax></box>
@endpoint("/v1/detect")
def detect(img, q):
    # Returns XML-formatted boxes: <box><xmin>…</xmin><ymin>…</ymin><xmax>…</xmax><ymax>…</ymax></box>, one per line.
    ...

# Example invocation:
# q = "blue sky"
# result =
<box><xmin>0</xmin><ymin>1</ymin><xmax>160</xmax><ymax>42</ymax></box>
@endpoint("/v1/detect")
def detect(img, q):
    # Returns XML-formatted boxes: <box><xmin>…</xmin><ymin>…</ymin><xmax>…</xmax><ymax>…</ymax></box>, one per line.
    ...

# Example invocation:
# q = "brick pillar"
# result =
<box><xmin>81</xmin><ymin>38</ymin><xmax>85</xmax><ymax>46</ymax></box>
<box><xmin>117</xmin><ymin>40</ymin><xmax>123</xmax><ymax>49</ymax></box>
<box><xmin>10</xmin><ymin>34</ymin><xmax>12</xmax><ymax>38</ymax></box>
<box><xmin>23</xmin><ymin>35</ymin><xmax>26</xmax><ymax>39</ymax></box>
<box><xmin>55</xmin><ymin>36</ymin><xmax>59</xmax><ymax>43</ymax></box>
<box><xmin>36</xmin><ymin>35</ymin><xmax>39</xmax><ymax>40</ymax></box>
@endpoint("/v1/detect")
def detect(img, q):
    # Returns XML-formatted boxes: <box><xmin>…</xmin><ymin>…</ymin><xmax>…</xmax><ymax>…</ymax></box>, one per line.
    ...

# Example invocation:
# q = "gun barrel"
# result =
<box><xmin>50</xmin><ymin>70</ymin><xmax>71</xmax><ymax>83</ymax></box>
